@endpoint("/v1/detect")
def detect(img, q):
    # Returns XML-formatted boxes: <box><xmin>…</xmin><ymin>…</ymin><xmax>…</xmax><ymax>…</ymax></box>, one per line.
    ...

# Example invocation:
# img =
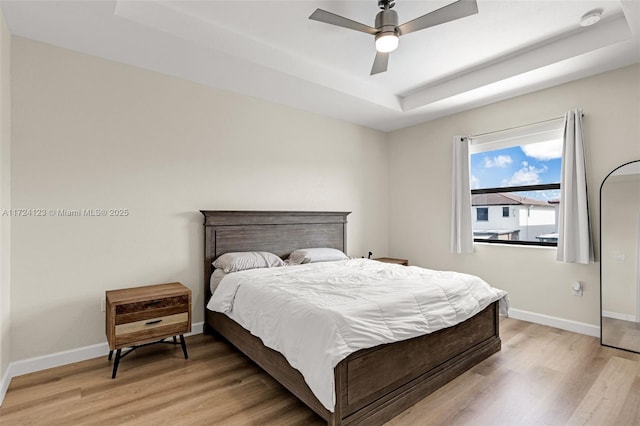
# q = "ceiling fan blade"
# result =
<box><xmin>309</xmin><ymin>9</ymin><xmax>378</xmax><ymax>35</ymax></box>
<box><xmin>370</xmin><ymin>51</ymin><xmax>389</xmax><ymax>75</ymax></box>
<box><xmin>397</xmin><ymin>0</ymin><xmax>478</xmax><ymax>36</ymax></box>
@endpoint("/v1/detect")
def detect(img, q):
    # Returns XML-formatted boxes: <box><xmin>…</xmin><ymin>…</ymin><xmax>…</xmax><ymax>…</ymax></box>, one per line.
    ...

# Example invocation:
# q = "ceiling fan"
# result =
<box><xmin>309</xmin><ymin>0</ymin><xmax>478</xmax><ymax>75</ymax></box>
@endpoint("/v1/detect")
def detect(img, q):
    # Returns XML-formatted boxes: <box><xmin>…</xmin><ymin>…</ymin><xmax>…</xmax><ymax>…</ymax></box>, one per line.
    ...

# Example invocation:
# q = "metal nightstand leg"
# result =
<box><xmin>108</xmin><ymin>336</ymin><xmax>188</xmax><ymax>378</ymax></box>
<box><xmin>179</xmin><ymin>334</ymin><xmax>188</xmax><ymax>359</ymax></box>
<box><xmin>111</xmin><ymin>349</ymin><xmax>122</xmax><ymax>379</ymax></box>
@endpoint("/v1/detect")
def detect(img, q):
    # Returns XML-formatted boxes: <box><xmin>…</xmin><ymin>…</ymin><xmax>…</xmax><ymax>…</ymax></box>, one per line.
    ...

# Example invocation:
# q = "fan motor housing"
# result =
<box><xmin>375</xmin><ymin>9</ymin><xmax>398</xmax><ymax>34</ymax></box>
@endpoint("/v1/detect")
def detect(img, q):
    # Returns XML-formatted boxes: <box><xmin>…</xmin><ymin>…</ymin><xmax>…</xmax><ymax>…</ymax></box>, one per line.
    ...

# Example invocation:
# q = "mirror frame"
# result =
<box><xmin>600</xmin><ymin>159</ymin><xmax>640</xmax><ymax>353</ymax></box>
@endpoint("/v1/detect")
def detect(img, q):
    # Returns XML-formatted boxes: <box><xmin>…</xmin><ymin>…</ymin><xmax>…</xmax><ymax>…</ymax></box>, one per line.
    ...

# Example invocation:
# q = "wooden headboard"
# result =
<box><xmin>200</xmin><ymin>210</ymin><xmax>350</xmax><ymax>307</ymax></box>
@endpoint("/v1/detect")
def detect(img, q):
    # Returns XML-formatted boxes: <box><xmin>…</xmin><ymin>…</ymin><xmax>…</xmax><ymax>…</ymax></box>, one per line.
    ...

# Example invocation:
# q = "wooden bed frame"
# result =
<box><xmin>201</xmin><ymin>210</ymin><xmax>501</xmax><ymax>425</ymax></box>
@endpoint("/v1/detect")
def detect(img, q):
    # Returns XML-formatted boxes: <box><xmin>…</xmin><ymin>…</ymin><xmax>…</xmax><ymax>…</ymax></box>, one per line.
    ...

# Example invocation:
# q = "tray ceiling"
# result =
<box><xmin>1</xmin><ymin>0</ymin><xmax>638</xmax><ymax>131</ymax></box>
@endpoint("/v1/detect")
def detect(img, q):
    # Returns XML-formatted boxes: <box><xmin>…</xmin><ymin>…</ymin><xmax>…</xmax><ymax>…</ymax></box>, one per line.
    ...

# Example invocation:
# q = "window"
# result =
<box><xmin>469</xmin><ymin>119</ymin><xmax>563</xmax><ymax>246</ymax></box>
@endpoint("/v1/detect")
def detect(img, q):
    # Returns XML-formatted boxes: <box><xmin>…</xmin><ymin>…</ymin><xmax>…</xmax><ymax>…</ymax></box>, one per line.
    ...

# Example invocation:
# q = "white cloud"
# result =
<box><xmin>470</xmin><ymin>175</ymin><xmax>480</xmax><ymax>189</ymax></box>
<box><xmin>484</xmin><ymin>155</ymin><xmax>513</xmax><ymax>168</ymax></box>
<box><xmin>504</xmin><ymin>165</ymin><xmax>548</xmax><ymax>186</ymax></box>
<box><xmin>521</xmin><ymin>140</ymin><xmax>562</xmax><ymax>161</ymax></box>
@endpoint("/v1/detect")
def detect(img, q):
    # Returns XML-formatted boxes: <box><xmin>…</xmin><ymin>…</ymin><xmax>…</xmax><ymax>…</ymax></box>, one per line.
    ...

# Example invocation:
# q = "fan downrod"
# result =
<box><xmin>378</xmin><ymin>0</ymin><xmax>396</xmax><ymax>10</ymax></box>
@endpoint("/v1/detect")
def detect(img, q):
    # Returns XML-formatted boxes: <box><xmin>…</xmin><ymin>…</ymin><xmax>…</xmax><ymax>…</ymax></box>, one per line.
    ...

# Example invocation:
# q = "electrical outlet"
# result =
<box><xmin>572</xmin><ymin>281</ymin><xmax>583</xmax><ymax>296</ymax></box>
<box><xmin>101</xmin><ymin>298</ymin><xmax>106</xmax><ymax>312</ymax></box>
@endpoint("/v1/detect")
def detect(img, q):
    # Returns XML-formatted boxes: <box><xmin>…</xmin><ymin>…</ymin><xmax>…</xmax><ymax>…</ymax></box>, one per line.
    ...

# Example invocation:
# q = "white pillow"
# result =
<box><xmin>213</xmin><ymin>251</ymin><xmax>284</xmax><ymax>273</ymax></box>
<box><xmin>287</xmin><ymin>248</ymin><xmax>348</xmax><ymax>264</ymax></box>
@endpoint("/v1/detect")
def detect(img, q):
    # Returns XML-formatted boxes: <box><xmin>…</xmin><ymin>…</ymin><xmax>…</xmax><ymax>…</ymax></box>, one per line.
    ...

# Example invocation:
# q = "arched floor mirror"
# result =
<box><xmin>601</xmin><ymin>160</ymin><xmax>640</xmax><ymax>353</ymax></box>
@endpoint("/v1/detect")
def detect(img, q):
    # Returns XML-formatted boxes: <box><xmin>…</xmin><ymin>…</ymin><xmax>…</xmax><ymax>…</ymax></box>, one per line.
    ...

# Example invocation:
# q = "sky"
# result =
<box><xmin>470</xmin><ymin>139</ymin><xmax>562</xmax><ymax>200</ymax></box>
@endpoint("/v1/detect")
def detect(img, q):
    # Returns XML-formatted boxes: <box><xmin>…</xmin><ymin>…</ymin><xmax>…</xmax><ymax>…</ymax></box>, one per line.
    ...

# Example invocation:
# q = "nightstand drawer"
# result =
<box><xmin>115</xmin><ymin>295</ymin><xmax>189</xmax><ymax>325</ymax></box>
<box><xmin>115</xmin><ymin>312</ymin><xmax>188</xmax><ymax>335</ymax></box>
<box><xmin>115</xmin><ymin>312</ymin><xmax>189</xmax><ymax>347</ymax></box>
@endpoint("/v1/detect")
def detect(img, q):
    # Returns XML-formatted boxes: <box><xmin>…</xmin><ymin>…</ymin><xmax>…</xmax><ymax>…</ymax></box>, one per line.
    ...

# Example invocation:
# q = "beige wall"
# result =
<box><xmin>6</xmin><ymin>34</ymin><xmax>640</xmax><ymax>364</ymax></box>
<box><xmin>10</xmin><ymin>37</ymin><xmax>389</xmax><ymax>360</ymax></box>
<box><xmin>0</xmin><ymin>7</ymin><xmax>11</xmax><ymax>381</ymax></box>
<box><xmin>388</xmin><ymin>64</ymin><xmax>640</xmax><ymax>326</ymax></box>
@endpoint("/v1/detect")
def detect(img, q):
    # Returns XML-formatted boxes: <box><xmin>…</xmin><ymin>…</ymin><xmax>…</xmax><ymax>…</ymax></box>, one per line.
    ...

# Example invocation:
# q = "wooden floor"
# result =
<box><xmin>1</xmin><ymin>318</ymin><xmax>640</xmax><ymax>425</ymax></box>
<box><xmin>602</xmin><ymin>317</ymin><xmax>640</xmax><ymax>353</ymax></box>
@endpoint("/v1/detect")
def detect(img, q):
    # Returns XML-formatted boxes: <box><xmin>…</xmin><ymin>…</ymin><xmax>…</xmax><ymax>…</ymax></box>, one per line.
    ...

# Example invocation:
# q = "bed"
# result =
<box><xmin>201</xmin><ymin>210</ymin><xmax>502</xmax><ymax>425</ymax></box>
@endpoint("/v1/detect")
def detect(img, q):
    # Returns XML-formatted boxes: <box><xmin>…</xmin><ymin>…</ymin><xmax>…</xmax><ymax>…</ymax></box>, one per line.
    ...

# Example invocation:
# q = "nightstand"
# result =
<box><xmin>373</xmin><ymin>257</ymin><xmax>409</xmax><ymax>266</ymax></box>
<box><xmin>106</xmin><ymin>282</ymin><xmax>191</xmax><ymax>378</ymax></box>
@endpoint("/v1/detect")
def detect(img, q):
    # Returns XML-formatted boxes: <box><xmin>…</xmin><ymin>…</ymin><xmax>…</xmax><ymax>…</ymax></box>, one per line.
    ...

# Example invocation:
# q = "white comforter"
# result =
<box><xmin>207</xmin><ymin>258</ymin><xmax>508</xmax><ymax>412</ymax></box>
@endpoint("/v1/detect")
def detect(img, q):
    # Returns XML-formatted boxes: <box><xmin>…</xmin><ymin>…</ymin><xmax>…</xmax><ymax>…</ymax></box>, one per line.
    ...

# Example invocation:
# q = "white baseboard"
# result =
<box><xmin>190</xmin><ymin>321</ymin><xmax>204</xmax><ymax>336</ymax></box>
<box><xmin>0</xmin><ymin>321</ymin><xmax>203</xmax><ymax>406</ymax></box>
<box><xmin>602</xmin><ymin>310</ymin><xmax>637</xmax><ymax>322</ymax></box>
<box><xmin>9</xmin><ymin>342</ymin><xmax>110</xmax><ymax>379</ymax></box>
<box><xmin>508</xmin><ymin>308</ymin><xmax>599</xmax><ymax>337</ymax></box>
<box><xmin>0</xmin><ymin>363</ymin><xmax>11</xmax><ymax>408</ymax></box>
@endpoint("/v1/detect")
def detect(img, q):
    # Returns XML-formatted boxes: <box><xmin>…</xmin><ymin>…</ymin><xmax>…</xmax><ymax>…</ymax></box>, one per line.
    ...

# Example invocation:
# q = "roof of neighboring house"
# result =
<box><xmin>472</xmin><ymin>192</ymin><xmax>551</xmax><ymax>207</ymax></box>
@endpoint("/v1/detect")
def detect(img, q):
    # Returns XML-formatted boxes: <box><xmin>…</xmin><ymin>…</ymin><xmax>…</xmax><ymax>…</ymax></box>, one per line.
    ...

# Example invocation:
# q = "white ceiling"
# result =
<box><xmin>1</xmin><ymin>0</ymin><xmax>639</xmax><ymax>131</ymax></box>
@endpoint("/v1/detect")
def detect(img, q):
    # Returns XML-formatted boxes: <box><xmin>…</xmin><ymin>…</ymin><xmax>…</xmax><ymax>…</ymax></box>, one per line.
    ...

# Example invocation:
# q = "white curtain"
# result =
<box><xmin>557</xmin><ymin>109</ymin><xmax>594</xmax><ymax>264</ymax></box>
<box><xmin>451</xmin><ymin>136</ymin><xmax>474</xmax><ymax>254</ymax></box>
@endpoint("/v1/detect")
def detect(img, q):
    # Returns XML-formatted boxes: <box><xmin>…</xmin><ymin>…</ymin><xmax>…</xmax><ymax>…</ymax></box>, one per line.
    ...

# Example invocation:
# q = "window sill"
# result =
<box><xmin>474</xmin><ymin>240</ymin><xmax>557</xmax><ymax>249</ymax></box>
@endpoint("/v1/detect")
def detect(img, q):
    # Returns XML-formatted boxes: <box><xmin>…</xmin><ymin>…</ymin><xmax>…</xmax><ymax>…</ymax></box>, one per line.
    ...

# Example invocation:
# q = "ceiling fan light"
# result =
<box><xmin>375</xmin><ymin>32</ymin><xmax>398</xmax><ymax>53</ymax></box>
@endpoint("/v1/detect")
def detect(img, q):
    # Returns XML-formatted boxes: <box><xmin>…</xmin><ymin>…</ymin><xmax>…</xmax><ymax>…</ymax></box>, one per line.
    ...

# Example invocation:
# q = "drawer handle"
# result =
<box><xmin>145</xmin><ymin>319</ymin><xmax>162</xmax><ymax>326</ymax></box>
